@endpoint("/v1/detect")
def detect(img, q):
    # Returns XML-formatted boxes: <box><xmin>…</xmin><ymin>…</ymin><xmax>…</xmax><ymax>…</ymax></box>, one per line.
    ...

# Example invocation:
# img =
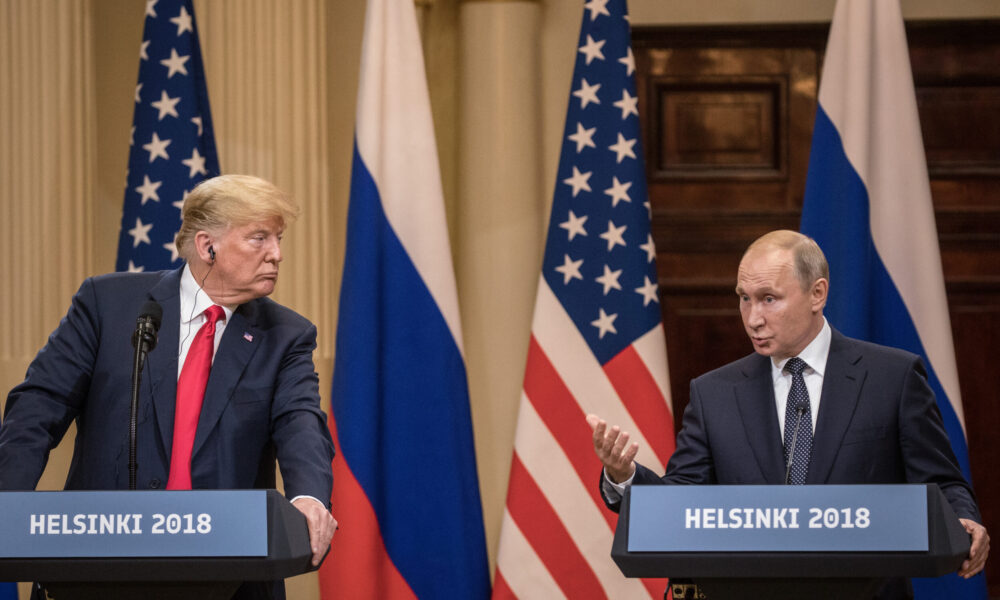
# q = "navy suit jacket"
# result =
<box><xmin>609</xmin><ymin>329</ymin><xmax>979</xmax><ymax>522</ymax></box>
<box><xmin>0</xmin><ymin>268</ymin><xmax>334</xmax><ymax>504</ymax></box>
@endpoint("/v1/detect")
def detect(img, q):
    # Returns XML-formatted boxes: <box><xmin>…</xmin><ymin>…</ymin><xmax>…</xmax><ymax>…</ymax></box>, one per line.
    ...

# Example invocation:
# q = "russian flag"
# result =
<box><xmin>318</xmin><ymin>0</ymin><xmax>491</xmax><ymax>598</ymax></box>
<box><xmin>0</xmin><ymin>417</ymin><xmax>16</xmax><ymax>599</ymax></box>
<box><xmin>801</xmin><ymin>0</ymin><xmax>985</xmax><ymax>597</ymax></box>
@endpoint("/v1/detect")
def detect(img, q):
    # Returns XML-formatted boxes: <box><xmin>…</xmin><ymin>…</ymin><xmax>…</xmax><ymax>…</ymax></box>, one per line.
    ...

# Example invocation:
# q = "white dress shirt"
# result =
<box><xmin>177</xmin><ymin>265</ymin><xmax>234</xmax><ymax>377</ymax></box>
<box><xmin>772</xmin><ymin>318</ymin><xmax>831</xmax><ymax>438</ymax></box>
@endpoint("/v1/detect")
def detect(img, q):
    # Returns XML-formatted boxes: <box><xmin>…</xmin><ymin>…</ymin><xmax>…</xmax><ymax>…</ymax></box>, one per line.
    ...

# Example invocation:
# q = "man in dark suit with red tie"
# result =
<box><xmin>0</xmin><ymin>174</ymin><xmax>337</xmax><ymax>598</ymax></box>
<box><xmin>588</xmin><ymin>230</ymin><xmax>989</xmax><ymax>596</ymax></box>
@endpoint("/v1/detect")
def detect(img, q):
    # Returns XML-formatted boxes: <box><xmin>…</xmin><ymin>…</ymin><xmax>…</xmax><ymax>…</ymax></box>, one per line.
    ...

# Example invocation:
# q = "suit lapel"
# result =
<box><xmin>191</xmin><ymin>302</ymin><xmax>262</xmax><ymax>459</ymax></box>
<box><xmin>147</xmin><ymin>269</ymin><xmax>182</xmax><ymax>456</ymax></box>
<box><xmin>807</xmin><ymin>330</ymin><xmax>865</xmax><ymax>484</ymax></box>
<box><xmin>736</xmin><ymin>355</ymin><xmax>787</xmax><ymax>484</ymax></box>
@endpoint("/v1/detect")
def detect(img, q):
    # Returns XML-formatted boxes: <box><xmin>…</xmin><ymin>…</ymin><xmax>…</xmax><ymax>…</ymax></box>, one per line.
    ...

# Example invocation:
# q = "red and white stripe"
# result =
<box><xmin>494</xmin><ymin>278</ymin><xmax>675</xmax><ymax>599</ymax></box>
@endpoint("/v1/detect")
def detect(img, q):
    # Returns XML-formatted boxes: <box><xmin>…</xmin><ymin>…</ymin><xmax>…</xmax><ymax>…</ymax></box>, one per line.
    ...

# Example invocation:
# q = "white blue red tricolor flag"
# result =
<box><xmin>320</xmin><ymin>0</ymin><xmax>490</xmax><ymax>598</ymax></box>
<box><xmin>0</xmin><ymin>416</ymin><xmax>13</xmax><ymax>597</ymax></box>
<box><xmin>115</xmin><ymin>0</ymin><xmax>219</xmax><ymax>272</ymax></box>
<box><xmin>0</xmin><ymin>566</ymin><xmax>13</xmax><ymax>597</ymax></box>
<box><xmin>800</xmin><ymin>1</ymin><xmax>984</xmax><ymax>597</ymax></box>
<box><xmin>492</xmin><ymin>1</ymin><xmax>674</xmax><ymax>598</ymax></box>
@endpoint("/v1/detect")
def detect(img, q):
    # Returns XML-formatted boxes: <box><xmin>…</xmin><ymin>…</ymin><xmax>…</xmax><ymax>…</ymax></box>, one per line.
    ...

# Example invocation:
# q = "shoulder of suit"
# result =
<box><xmin>693</xmin><ymin>352</ymin><xmax>766</xmax><ymax>385</ymax></box>
<box><xmin>833</xmin><ymin>332</ymin><xmax>920</xmax><ymax>367</ymax></box>
<box><xmin>239</xmin><ymin>295</ymin><xmax>315</xmax><ymax>330</ymax></box>
<box><xmin>86</xmin><ymin>269</ymin><xmax>173</xmax><ymax>289</ymax></box>
<box><xmin>75</xmin><ymin>269</ymin><xmax>174</xmax><ymax>302</ymax></box>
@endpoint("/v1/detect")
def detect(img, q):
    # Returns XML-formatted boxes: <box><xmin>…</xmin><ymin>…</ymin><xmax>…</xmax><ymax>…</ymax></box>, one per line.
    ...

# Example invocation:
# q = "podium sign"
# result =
<box><xmin>612</xmin><ymin>482</ymin><xmax>971</xmax><ymax>594</ymax></box>
<box><xmin>628</xmin><ymin>484</ymin><xmax>927</xmax><ymax>552</ymax></box>
<box><xmin>0</xmin><ymin>490</ymin><xmax>267</xmax><ymax>558</ymax></box>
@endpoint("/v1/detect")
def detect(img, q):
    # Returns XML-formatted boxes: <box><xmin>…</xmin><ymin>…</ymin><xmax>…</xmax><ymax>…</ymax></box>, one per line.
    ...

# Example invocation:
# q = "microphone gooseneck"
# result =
<box><xmin>130</xmin><ymin>300</ymin><xmax>163</xmax><ymax>490</ymax></box>
<box><xmin>784</xmin><ymin>401</ymin><xmax>808</xmax><ymax>485</ymax></box>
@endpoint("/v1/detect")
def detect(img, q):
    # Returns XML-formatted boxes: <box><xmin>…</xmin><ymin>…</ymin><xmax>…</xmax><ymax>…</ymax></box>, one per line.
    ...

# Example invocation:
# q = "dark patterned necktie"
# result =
<box><xmin>783</xmin><ymin>357</ymin><xmax>812</xmax><ymax>485</ymax></box>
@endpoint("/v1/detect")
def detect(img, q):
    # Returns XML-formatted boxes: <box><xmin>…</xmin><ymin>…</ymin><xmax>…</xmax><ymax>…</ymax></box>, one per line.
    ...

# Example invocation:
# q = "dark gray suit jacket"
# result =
<box><xmin>0</xmin><ymin>267</ymin><xmax>335</xmax><ymax>503</ymax></box>
<box><xmin>606</xmin><ymin>329</ymin><xmax>979</xmax><ymax>523</ymax></box>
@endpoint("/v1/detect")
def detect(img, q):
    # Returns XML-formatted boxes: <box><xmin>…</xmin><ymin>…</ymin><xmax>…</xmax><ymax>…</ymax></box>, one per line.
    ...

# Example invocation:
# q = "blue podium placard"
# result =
<box><xmin>0</xmin><ymin>491</ymin><xmax>268</xmax><ymax>558</ymax></box>
<box><xmin>628</xmin><ymin>485</ymin><xmax>927</xmax><ymax>552</ymax></box>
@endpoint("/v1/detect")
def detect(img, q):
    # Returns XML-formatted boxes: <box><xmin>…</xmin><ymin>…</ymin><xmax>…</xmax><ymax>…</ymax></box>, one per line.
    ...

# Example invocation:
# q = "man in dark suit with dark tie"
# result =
<box><xmin>588</xmin><ymin>229</ymin><xmax>989</xmax><ymax>594</ymax></box>
<box><xmin>0</xmin><ymin>174</ymin><xmax>337</xmax><ymax>597</ymax></box>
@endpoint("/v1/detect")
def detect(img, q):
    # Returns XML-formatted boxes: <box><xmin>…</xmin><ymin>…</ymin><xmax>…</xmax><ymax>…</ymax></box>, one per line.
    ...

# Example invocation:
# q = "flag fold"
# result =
<box><xmin>493</xmin><ymin>0</ymin><xmax>674</xmax><ymax>597</ymax></box>
<box><xmin>320</xmin><ymin>0</ymin><xmax>490</xmax><ymax>598</ymax></box>
<box><xmin>801</xmin><ymin>0</ymin><xmax>984</xmax><ymax>597</ymax></box>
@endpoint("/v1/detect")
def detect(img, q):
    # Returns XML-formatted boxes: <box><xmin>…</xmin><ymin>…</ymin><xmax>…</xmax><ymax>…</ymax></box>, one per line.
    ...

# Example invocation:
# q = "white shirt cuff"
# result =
<box><xmin>601</xmin><ymin>468</ymin><xmax>635</xmax><ymax>502</ymax></box>
<box><xmin>290</xmin><ymin>494</ymin><xmax>327</xmax><ymax>509</ymax></box>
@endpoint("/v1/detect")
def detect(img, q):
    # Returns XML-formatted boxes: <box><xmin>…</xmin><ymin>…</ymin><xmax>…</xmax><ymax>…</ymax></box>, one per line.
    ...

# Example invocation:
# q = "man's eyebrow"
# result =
<box><xmin>736</xmin><ymin>285</ymin><xmax>777</xmax><ymax>296</ymax></box>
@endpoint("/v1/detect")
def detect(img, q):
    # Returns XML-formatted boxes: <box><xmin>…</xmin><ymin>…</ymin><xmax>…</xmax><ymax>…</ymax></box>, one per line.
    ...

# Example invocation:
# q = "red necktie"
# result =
<box><xmin>167</xmin><ymin>304</ymin><xmax>225</xmax><ymax>490</ymax></box>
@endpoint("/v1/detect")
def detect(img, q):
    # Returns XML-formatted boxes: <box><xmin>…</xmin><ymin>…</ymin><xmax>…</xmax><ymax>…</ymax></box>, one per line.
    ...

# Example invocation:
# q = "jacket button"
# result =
<box><xmin>149</xmin><ymin>479</ymin><xmax>161</xmax><ymax>489</ymax></box>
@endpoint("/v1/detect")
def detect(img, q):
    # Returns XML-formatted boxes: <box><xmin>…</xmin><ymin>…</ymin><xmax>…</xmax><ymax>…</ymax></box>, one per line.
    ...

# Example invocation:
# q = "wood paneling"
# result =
<box><xmin>634</xmin><ymin>20</ymin><xmax>1000</xmax><ymax>593</ymax></box>
<box><xmin>654</xmin><ymin>80</ymin><xmax>782</xmax><ymax>176</ymax></box>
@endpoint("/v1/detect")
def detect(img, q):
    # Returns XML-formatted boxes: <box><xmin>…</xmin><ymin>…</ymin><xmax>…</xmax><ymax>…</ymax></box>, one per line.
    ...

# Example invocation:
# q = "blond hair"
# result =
<box><xmin>175</xmin><ymin>174</ymin><xmax>299</xmax><ymax>261</ymax></box>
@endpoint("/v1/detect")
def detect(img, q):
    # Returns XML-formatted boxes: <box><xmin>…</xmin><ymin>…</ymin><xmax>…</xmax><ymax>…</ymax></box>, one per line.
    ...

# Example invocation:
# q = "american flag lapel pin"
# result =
<box><xmin>243</xmin><ymin>332</ymin><xmax>254</xmax><ymax>343</ymax></box>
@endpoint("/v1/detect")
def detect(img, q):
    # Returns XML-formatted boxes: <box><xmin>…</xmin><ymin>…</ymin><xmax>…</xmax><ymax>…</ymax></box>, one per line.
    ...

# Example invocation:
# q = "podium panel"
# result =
<box><xmin>0</xmin><ymin>490</ymin><xmax>315</xmax><ymax>599</ymax></box>
<box><xmin>612</xmin><ymin>484</ymin><xmax>970</xmax><ymax>600</ymax></box>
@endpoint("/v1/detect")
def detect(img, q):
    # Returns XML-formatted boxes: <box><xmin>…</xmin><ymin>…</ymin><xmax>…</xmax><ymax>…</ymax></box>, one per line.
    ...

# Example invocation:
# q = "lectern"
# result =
<box><xmin>0</xmin><ymin>489</ymin><xmax>316</xmax><ymax>599</ymax></box>
<box><xmin>612</xmin><ymin>484</ymin><xmax>970</xmax><ymax>600</ymax></box>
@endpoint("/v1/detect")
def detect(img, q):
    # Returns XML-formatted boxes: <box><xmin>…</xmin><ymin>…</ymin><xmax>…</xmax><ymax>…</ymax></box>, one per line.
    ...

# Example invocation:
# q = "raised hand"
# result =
<box><xmin>586</xmin><ymin>414</ymin><xmax>639</xmax><ymax>484</ymax></box>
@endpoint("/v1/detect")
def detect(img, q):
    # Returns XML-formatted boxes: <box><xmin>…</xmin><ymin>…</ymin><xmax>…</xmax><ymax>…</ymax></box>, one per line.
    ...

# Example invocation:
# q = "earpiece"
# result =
<box><xmin>208</xmin><ymin>246</ymin><xmax>216</xmax><ymax>262</ymax></box>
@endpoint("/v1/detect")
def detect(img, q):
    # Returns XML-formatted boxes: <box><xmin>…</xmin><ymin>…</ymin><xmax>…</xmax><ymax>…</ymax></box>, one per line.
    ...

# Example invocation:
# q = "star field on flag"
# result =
<box><xmin>540</xmin><ymin>0</ymin><xmax>661</xmax><ymax>366</ymax></box>
<box><xmin>115</xmin><ymin>0</ymin><xmax>219</xmax><ymax>273</ymax></box>
<box><xmin>493</xmin><ymin>1</ymin><xmax>675</xmax><ymax>597</ymax></box>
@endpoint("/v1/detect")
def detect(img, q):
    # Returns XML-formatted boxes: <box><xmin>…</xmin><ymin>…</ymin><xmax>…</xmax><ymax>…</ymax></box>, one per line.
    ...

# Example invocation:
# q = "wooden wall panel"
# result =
<box><xmin>634</xmin><ymin>20</ymin><xmax>1000</xmax><ymax>593</ymax></box>
<box><xmin>654</xmin><ymin>81</ymin><xmax>782</xmax><ymax>176</ymax></box>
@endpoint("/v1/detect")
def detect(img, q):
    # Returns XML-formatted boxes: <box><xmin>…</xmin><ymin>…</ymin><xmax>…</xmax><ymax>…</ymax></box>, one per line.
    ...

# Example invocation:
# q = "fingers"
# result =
<box><xmin>621</xmin><ymin>438</ymin><xmax>640</xmax><ymax>465</ymax></box>
<box><xmin>588</xmin><ymin>414</ymin><xmax>639</xmax><ymax>483</ymax></box>
<box><xmin>590</xmin><ymin>416</ymin><xmax>607</xmax><ymax>451</ymax></box>
<box><xmin>958</xmin><ymin>519</ymin><xmax>990</xmax><ymax>578</ymax></box>
<box><xmin>312</xmin><ymin>511</ymin><xmax>337</xmax><ymax>566</ymax></box>
<box><xmin>590</xmin><ymin>416</ymin><xmax>610</xmax><ymax>455</ymax></box>
<box><xmin>292</xmin><ymin>498</ymin><xmax>337</xmax><ymax>567</ymax></box>
<box><xmin>306</xmin><ymin>509</ymin><xmax>336</xmax><ymax>566</ymax></box>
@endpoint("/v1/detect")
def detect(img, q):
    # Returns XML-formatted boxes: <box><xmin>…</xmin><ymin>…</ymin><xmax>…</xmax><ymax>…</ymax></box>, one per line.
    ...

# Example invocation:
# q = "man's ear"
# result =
<box><xmin>193</xmin><ymin>231</ymin><xmax>215</xmax><ymax>264</ymax></box>
<box><xmin>811</xmin><ymin>278</ymin><xmax>829</xmax><ymax>313</ymax></box>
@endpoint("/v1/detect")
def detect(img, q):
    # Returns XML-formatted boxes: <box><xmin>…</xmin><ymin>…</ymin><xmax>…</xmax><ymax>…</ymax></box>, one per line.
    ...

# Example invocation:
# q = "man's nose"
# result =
<box><xmin>747</xmin><ymin>303</ymin><xmax>765</xmax><ymax>328</ymax></box>
<box><xmin>267</xmin><ymin>240</ymin><xmax>283</xmax><ymax>262</ymax></box>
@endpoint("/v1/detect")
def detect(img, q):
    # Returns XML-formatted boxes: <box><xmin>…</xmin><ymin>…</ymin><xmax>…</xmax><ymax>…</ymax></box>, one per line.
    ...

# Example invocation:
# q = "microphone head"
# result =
<box><xmin>133</xmin><ymin>300</ymin><xmax>163</xmax><ymax>353</ymax></box>
<box><xmin>139</xmin><ymin>300</ymin><xmax>163</xmax><ymax>332</ymax></box>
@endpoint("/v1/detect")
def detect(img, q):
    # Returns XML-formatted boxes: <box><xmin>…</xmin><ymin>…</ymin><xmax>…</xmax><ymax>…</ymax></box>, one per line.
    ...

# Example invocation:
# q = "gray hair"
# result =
<box><xmin>744</xmin><ymin>230</ymin><xmax>829</xmax><ymax>289</ymax></box>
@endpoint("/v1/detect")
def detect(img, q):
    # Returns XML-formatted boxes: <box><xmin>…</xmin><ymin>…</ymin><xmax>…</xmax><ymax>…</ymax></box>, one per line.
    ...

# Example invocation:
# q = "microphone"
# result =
<box><xmin>129</xmin><ymin>300</ymin><xmax>162</xmax><ymax>490</ymax></box>
<box><xmin>783</xmin><ymin>399</ymin><xmax>809</xmax><ymax>485</ymax></box>
<box><xmin>131</xmin><ymin>301</ymin><xmax>163</xmax><ymax>357</ymax></box>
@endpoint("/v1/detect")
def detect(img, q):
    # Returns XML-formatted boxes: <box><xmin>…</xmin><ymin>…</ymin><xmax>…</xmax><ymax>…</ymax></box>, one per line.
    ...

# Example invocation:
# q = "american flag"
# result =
<box><xmin>115</xmin><ymin>0</ymin><xmax>219</xmax><ymax>273</ymax></box>
<box><xmin>493</xmin><ymin>0</ymin><xmax>675</xmax><ymax>598</ymax></box>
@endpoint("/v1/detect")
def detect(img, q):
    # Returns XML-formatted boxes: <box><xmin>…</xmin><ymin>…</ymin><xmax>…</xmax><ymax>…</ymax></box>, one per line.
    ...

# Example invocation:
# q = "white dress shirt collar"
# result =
<box><xmin>770</xmin><ymin>317</ymin><xmax>832</xmax><ymax>381</ymax></box>
<box><xmin>179</xmin><ymin>264</ymin><xmax>234</xmax><ymax>326</ymax></box>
